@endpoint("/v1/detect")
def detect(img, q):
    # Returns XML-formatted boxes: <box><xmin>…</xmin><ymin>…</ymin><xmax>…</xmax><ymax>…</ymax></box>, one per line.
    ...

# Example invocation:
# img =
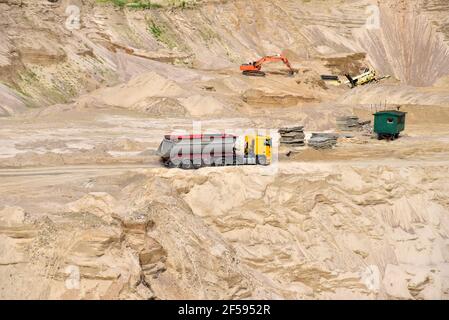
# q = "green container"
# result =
<box><xmin>373</xmin><ymin>110</ymin><xmax>407</xmax><ymax>139</ymax></box>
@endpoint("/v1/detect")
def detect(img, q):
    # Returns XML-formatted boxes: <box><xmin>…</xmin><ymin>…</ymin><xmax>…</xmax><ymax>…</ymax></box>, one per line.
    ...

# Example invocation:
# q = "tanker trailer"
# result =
<box><xmin>157</xmin><ymin>134</ymin><xmax>271</xmax><ymax>169</ymax></box>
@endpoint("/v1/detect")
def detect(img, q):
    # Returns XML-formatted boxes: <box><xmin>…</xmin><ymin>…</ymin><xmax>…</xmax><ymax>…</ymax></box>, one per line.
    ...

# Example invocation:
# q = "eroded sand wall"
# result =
<box><xmin>356</xmin><ymin>4</ymin><xmax>449</xmax><ymax>86</ymax></box>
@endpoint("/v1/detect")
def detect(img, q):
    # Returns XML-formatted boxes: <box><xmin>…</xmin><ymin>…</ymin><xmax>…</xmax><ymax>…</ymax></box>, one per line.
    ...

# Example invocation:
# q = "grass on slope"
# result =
<box><xmin>96</xmin><ymin>0</ymin><xmax>193</xmax><ymax>9</ymax></box>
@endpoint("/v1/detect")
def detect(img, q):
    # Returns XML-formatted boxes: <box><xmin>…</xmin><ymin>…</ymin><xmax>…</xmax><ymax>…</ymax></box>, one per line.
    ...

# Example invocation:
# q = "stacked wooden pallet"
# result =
<box><xmin>336</xmin><ymin>116</ymin><xmax>361</xmax><ymax>131</ymax></box>
<box><xmin>308</xmin><ymin>133</ymin><xmax>338</xmax><ymax>149</ymax></box>
<box><xmin>279</xmin><ymin>126</ymin><xmax>305</xmax><ymax>147</ymax></box>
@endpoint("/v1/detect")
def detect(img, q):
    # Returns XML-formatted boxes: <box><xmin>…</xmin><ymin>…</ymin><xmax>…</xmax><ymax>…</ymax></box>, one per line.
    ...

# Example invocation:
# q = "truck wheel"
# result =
<box><xmin>202</xmin><ymin>158</ymin><xmax>211</xmax><ymax>167</ymax></box>
<box><xmin>181</xmin><ymin>159</ymin><xmax>193</xmax><ymax>169</ymax></box>
<box><xmin>214</xmin><ymin>158</ymin><xmax>223</xmax><ymax>166</ymax></box>
<box><xmin>165</xmin><ymin>160</ymin><xmax>176</xmax><ymax>168</ymax></box>
<box><xmin>225</xmin><ymin>157</ymin><xmax>235</xmax><ymax>166</ymax></box>
<box><xmin>256</xmin><ymin>155</ymin><xmax>267</xmax><ymax>166</ymax></box>
<box><xmin>169</xmin><ymin>159</ymin><xmax>182</xmax><ymax>168</ymax></box>
<box><xmin>192</xmin><ymin>160</ymin><xmax>202</xmax><ymax>169</ymax></box>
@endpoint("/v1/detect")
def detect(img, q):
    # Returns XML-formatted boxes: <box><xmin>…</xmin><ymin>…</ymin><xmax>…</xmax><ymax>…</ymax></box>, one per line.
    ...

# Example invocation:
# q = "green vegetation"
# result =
<box><xmin>172</xmin><ymin>0</ymin><xmax>189</xmax><ymax>8</ymax></box>
<box><xmin>148</xmin><ymin>21</ymin><xmax>163</xmax><ymax>39</ymax></box>
<box><xmin>198</xmin><ymin>27</ymin><xmax>218</xmax><ymax>45</ymax></box>
<box><xmin>96</xmin><ymin>0</ymin><xmax>127</xmax><ymax>7</ymax></box>
<box><xmin>96</xmin><ymin>0</ymin><xmax>162</xmax><ymax>9</ymax></box>
<box><xmin>19</xmin><ymin>69</ymin><xmax>39</xmax><ymax>85</ymax></box>
<box><xmin>147</xmin><ymin>19</ymin><xmax>178</xmax><ymax>49</ymax></box>
<box><xmin>96</xmin><ymin>0</ymin><xmax>194</xmax><ymax>9</ymax></box>
<box><xmin>127</xmin><ymin>1</ymin><xmax>163</xmax><ymax>9</ymax></box>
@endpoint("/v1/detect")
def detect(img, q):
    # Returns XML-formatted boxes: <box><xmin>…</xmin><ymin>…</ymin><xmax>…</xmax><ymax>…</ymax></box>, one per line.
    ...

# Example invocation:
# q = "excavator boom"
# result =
<box><xmin>240</xmin><ymin>54</ymin><xmax>295</xmax><ymax>77</ymax></box>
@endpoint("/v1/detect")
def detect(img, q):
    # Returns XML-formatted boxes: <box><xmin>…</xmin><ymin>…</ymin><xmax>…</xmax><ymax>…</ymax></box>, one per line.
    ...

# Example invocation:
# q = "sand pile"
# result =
<box><xmin>88</xmin><ymin>72</ymin><xmax>186</xmax><ymax>109</ymax></box>
<box><xmin>75</xmin><ymin>72</ymin><xmax>229</xmax><ymax>117</ymax></box>
<box><xmin>130</xmin><ymin>97</ymin><xmax>188</xmax><ymax>117</ymax></box>
<box><xmin>178</xmin><ymin>95</ymin><xmax>226</xmax><ymax>117</ymax></box>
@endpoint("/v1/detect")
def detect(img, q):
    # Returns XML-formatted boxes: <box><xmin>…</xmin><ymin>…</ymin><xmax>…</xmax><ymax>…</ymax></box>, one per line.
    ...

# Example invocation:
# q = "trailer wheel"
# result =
<box><xmin>181</xmin><ymin>159</ymin><xmax>193</xmax><ymax>169</ymax></box>
<box><xmin>202</xmin><ymin>158</ymin><xmax>212</xmax><ymax>167</ymax></box>
<box><xmin>214</xmin><ymin>158</ymin><xmax>224</xmax><ymax>166</ymax></box>
<box><xmin>256</xmin><ymin>155</ymin><xmax>268</xmax><ymax>166</ymax></box>
<box><xmin>169</xmin><ymin>159</ymin><xmax>182</xmax><ymax>168</ymax></box>
<box><xmin>192</xmin><ymin>160</ymin><xmax>202</xmax><ymax>169</ymax></box>
<box><xmin>225</xmin><ymin>157</ymin><xmax>235</xmax><ymax>166</ymax></box>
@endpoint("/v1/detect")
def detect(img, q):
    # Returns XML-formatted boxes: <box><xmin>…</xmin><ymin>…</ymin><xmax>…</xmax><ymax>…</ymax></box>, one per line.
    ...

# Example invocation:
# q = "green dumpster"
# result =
<box><xmin>373</xmin><ymin>110</ymin><xmax>406</xmax><ymax>140</ymax></box>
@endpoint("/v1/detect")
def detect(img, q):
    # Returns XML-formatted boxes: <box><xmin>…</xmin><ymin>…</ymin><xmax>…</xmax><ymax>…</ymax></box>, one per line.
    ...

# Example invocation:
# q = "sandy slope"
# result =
<box><xmin>1</xmin><ymin>0</ymin><xmax>447</xmax><ymax>114</ymax></box>
<box><xmin>0</xmin><ymin>157</ymin><xmax>448</xmax><ymax>299</ymax></box>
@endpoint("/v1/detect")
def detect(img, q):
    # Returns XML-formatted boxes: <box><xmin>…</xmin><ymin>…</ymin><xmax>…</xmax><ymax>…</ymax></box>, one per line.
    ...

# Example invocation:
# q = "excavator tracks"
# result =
<box><xmin>242</xmin><ymin>70</ymin><xmax>266</xmax><ymax>77</ymax></box>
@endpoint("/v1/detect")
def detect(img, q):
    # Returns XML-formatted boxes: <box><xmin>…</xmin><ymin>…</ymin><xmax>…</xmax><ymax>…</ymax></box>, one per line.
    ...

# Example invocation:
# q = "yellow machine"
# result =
<box><xmin>321</xmin><ymin>69</ymin><xmax>390</xmax><ymax>89</ymax></box>
<box><xmin>344</xmin><ymin>68</ymin><xmax>390</xmax><ymax>88</ymax></box>
<box><xmin>244</xmin><ymin>135</ymin><xmax>272</xmax><ymax>165</ymax></box>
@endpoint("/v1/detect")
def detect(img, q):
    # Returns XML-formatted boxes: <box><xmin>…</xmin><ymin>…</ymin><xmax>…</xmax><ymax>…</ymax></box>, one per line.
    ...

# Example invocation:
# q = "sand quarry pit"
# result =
<box><xmin>0</xmin><ymin>0</ymin><xmax>448</xmax><ymax>300</ymax></box>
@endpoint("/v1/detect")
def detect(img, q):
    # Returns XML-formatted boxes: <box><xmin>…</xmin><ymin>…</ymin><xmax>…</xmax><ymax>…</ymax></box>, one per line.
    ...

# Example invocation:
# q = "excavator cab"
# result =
<box><xmin>244</xmin><ymin>135</ymin><xmax>272</xmax><ymax>165</ymax></box>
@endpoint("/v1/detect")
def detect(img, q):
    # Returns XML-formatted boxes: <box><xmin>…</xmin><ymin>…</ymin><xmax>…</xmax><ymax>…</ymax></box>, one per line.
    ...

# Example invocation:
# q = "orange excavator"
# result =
<box><xmin>240</xmin><ymin>54</ymin><xmax>295</xmax><ymax>77</ymax></box>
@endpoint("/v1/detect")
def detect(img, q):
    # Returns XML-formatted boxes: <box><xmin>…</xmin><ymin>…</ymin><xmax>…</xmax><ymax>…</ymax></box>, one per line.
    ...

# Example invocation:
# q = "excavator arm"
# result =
<box><xmin>240</xmin><ymin>54</ymin><xmax>295</xmax><ymax>77</ymax></box>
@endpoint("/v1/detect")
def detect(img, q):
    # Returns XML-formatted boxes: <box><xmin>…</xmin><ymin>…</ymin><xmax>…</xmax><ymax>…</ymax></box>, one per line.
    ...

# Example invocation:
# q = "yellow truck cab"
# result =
<box><xmin>244</xmin><ymin>135</ymin><xmax>272</xmax><ymax>165</ymax></box>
